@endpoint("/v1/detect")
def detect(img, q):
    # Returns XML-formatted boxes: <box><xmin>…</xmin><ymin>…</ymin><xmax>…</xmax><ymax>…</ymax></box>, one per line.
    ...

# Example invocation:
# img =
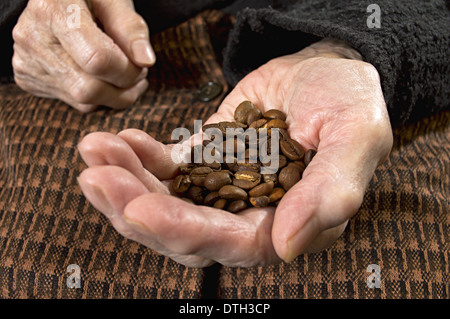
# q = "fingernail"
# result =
<box><xmin>77</xmin><ymin>177</ymin><xmax>115</xmax><ymax>218</ymax></box>
<box><xmin>131</xmin><ymin>39</ymin><xmax>156</xmax><ymax>66</ymax></box>
<box><xmin>283</xmin><ymin>217</ymin><xmax>318</xmax><ymax>262</ymax></box>
<box><xmin>283</xmin><ymin>239</ymin><xmax>298</xmax><ymax>263</ymax></box>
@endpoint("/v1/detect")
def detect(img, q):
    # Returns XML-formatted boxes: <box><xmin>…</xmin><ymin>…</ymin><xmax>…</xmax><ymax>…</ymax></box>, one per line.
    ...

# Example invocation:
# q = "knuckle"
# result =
<box><xmin>117</xmin><ymin>94</ymin><xmax>137</xmax><ymax>109</ymax></box>
<box><xmin>371</xmin><ymin>123</ymin><xmax>394</xmax><ymax>161</ymax></box>
<box><xmin>338</xmin><ymin>183</ymin><xmax>365</xmax><ymax>216</ymax></box>
<box><xmin>13</xmin><ymin>75</ymin><xmax>26</xmax><ymax>89</ymax></box>
<box><xmin>122</xmin><ymin>83</ymin><xmax>147</xmax><ymax>108</ymax></box>
<box><xmin>28</xmin><ymin>0</ymin><xmax>47</xmax><ymax>11</ymax></box>
<box><xmin>121</xmin><ymin>12</ymin><xmax>148</xmax><ymax>34</ymax></box>
<box><xmin>27</xmin><ymin>0</ymin><xmax>53</xmax><ymax>21</ymax></box>
<box><xmin>14</xmin><ymin>75</ymin><xmax>33</xmax><ymax>93</ymax></box>
<box><xmin>361</xmin><ymin>113</ymin><xmax>393</xmax><ymax>154</ymax></box>
<box><xmin>74</xmin><ymin>103</ymin><xmax>97</xmax><ymax>113</ymax></box>
<box><xmin>68</xmin><ymin>77</ymin><xmax>98</xmax><ymax>104</ymax></box>
<box><xmin>359</xmin><ymin>61</ymin><xmax>380</xmax><ymax>79</ymax></box>
<box><xmin>12</xmin><ymin>54</ymin><xmax>25</xmax><ymax>74</ymax></box>
<box><xmin>132</xmin><ymin>14</ymin><xmax>149</xmax><ymax>33</ymax></box>
<box><xmin>81</xmin><ymin>48</ymin><xmax>113</xmax><ymax>76</ymax></box>
<box><xmin>12</xmin><ymin>24</ymin><xmax>26</xmax><ymax>43</ymax></box>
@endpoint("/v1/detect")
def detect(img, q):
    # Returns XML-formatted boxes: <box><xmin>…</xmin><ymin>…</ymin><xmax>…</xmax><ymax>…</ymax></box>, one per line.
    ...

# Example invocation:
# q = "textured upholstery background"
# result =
<box><xmin>0</xmin><ymin>11</ymin><xmax>448</xmax><ymax>299</ymax></box>
<box><xmin>220</xmin><ymin>110</ymin><xmax>449</xmax><ymax>298</ymax></box>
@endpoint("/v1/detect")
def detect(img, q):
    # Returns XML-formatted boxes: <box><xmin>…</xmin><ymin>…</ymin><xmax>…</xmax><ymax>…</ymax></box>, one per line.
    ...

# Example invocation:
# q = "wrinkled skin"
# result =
<box><xmin>12</xmin><ymin>0</ymin><xmax>155</xmax><ymax>112</ymax></box>
<box><xmin>77</xmin><ymin>40</ymin><xmax>393</xmax><ymax>267</ymax></box>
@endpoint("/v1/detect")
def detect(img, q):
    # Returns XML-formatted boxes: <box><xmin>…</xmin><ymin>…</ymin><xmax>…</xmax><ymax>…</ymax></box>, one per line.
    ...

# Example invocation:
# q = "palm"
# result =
<box><xmin>78</xmin><ymin>53</ymin><xmax>393</xmax><ymax>267</ymax></box>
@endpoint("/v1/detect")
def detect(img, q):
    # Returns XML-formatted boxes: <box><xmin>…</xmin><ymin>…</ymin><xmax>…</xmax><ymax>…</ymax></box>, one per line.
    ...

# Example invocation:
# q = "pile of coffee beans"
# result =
<box><xmin>171</xmin><ymin>101</ymin><xmax>316</xmax><ymax>213</ymax></box>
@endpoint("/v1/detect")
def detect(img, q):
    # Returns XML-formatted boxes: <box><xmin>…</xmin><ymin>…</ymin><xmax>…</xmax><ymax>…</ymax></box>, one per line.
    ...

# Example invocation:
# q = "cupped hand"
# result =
<box><xmin>12</xmin><ymin>0</ymin><xmax>155</xmax><ymax>112</ymax></box>
<box><xmin>77</xmin><ymin>38</ymin><xmax>393</xmax><ymax>267</ymax></box>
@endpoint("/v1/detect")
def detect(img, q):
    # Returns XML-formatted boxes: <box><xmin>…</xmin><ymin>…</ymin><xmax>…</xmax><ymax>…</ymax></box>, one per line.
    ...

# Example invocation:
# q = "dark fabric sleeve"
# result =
<box><xmin>0</xmin><ymin>0</ymin><xmax>27</xmax><ymax>28</ymax></box>
<box><xmin>222</xmin><ymin>0</ymin><xmax>450</xmax><ymax>125</ymax></box>
<box><xmin>0</xmin><ymin>0</ymin><xmax>28</xmax><ymax>83</ymax></box>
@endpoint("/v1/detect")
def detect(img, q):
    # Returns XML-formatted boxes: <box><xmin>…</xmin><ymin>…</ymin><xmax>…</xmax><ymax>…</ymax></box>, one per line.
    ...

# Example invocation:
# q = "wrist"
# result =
<box><xmin>297</xmin><ymin>38</ymin><xmax>364</xmax><ymax>61</ymax></box>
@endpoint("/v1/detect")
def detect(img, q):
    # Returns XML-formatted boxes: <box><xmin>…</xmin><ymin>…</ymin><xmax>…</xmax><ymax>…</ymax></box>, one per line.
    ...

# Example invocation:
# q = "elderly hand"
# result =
<box><xmin>12</xmin><ymin>0</ymin><xmax>155</xmax><ymax>112</ymax></box>
<box><xmin>77</xmin><ymin>38</ymin><xmax>393</xmax><ymax>267</ymax></box>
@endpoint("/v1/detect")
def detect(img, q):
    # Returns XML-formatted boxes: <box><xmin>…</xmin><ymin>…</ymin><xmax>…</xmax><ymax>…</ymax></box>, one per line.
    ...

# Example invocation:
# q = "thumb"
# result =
<box><xmin>92</xmin><ymin>0</ymin><xmax>156</xmax><ymax>67</ymax></box>
<box><xmin>272</xmin><ymin>123</ymin><xmax>391</xmax><ymax>262</ymax></box>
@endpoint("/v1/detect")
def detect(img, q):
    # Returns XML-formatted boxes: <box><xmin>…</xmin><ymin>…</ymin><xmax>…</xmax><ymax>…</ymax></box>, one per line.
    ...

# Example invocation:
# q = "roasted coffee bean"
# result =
<box><xmin>234</xmin><ymin>101</ymin><xmax>257</xmax><ymax>124</ymax></box>
<box><xmin>292</xmin><ymin>160</ymin><xmax>306</xmax><ymax>170</ymax></box>
<box><xmin>178</xmin><ymin>163</ymin><xmax>196</xmax><ymax>174</ymax></box>
<box><xmin>218</xmin><ymin>121</ymin><xmax>247</xmax><ymax>133</ymax></box>
<box><xmin>268</xmin><ymin>187</ymin><xmax>285</xmax><ymax>203</ymax></box>
<box><xmin>190</xmin><ymin>144</ymin><xmax>204</xmax><ymax>164</ymax></box>
<box><xmin>244</xmin><ymin>147</ymin><xmax>258</xmax><ymax>161</ymax></box>
<box><xmin>277</xmin><ymin>128</ymin><xmax>289</xmax><ymax>140</ymax></box>
<box><xmin>224</xmin><ymin>156</ymin><xmax>237</xmax><ymax>171</ymax></box>
<box><xmin>187</xmin><ymin>186</ymin><xmax>205</xmax><ymax>204</ymax></box>
<box><xmin>248</xmin><ymin>118</ymin><xmax>267</xmax><ymax>129</ymax></box>
<box><xmin>209</xmin><ymin>141</ymin><xmax>225</xmax><ymax>156</ymax></box>
<box><xmin>202</xmin><ymin>123</ymin><xmax>220</xmax><ymax>132</ymax></box>
<box><xmin>262</xmin><ymin>154</ymin><xmax>287</xmax><ymax>170</ymax></box>
<box><xmin>245</xmin><ymin>136</ymin><xmax>259</xmax><ymax>148</ymax></box>
<box><xmin>204</xmin><ymin>191</ymin><xmax>220</xmax><ymax>206</ymax></box>
<box><xmin>249</xmin><ymin>181</ymin><xmax>274</xmax><ymax>197</ymax></box>
<box><xmin>262</xmin><ymin>173</ymin><xmax>278</xmax><ymax>184</ymax></box>
<box><xmin>233</xmin><ymin>162</ymin><xmax>261</xmax><ymax>173</ymax></box>
<box><xmin>229</xmin><ymin>137</ymin><xmax>246</xmax><ymax>155</ymax></box>
<box><xmin>266</xmin><ymin>119</ymin><xmax>287</xmax><ymax>130</ymax></box>
<box><xmin>201</xmin><ymin>160</ymin><xmax>222</xmax><ymax>171</ymax></box>
<box><xmin>278</xmin><ymin>154</ymin><xmax>288</xmax><ymax>169</ymax></box>
<box><xmin>233</xmin><ymin>171</ymin><xmax>261</xmax><ymax>190</ymax></box>
<box><xmin>279</xmin><ymin>163</ymin><xmax>302</xmax><ymax>191</ymax></box>
<box><xmin>172</xmin><ymin>174</ymin><xmax>191</xmax><ymax>193</ymax></box>
<box><xmin>249</xmin><ymin>196</ymin><xmax>270</xmax><ymax>208</ymax></box>
<box><xmin>202</xmin><ymin>139</ymin><xmax>212</xmax><ymax>147</ymax></box>
<box><xmin>204</xmin><ymin>171</ymin><xmax>232</xmax><ymax>191</ymax></box>
<box><xmin>304</xmin><ymin>149</ymin><xmax>317</xmax><ymax>166</ymax></box>
<box><xmin>263</xmin><ymin>109</ymin><xmax>287</xmax><ymax>121</ymax></box>
<box><xmin>190</xmin><ymin>166</ymin><xmax>214</xmax><ymax>186</ymax></box>
<box><xmin>246</xmin><ymin>108</ymin><xmax>262</xmax><ymax>125</ymax></box>
<box><xmin>203</xmin><ymin>124</ymin><xmax>231</xmax><ymax>139</ymax></box>
<box><xmin>218</xmin><ymin>185</ymin><xmax>248</xmax><ymax>200</ymax></box>
<box><xmin>258</xmin><ymin>137</ymin><xmax>272</xmax><ymax>155</ymax></box>
<box><xmin>280</xmin><ymin>138</ymin><xmax>305</xmax><ymax>161</ymax></box>
<box><xmin>172</xmin><ymin>101</ymin><xmax>307</xmax><ymax>213</ymax></box>
<box><xmin>213</xmin><ymin>198</ymin><xmax>227</xmax><ymax>210</ymax></box>
<box><xmin>227</xmin><ymin>200</ymin><xmax>247</xmax><ymax>213</ymax></box>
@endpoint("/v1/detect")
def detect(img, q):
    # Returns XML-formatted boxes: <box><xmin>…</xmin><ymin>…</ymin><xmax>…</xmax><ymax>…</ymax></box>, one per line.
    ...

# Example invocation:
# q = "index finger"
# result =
<box><xmin>52</xmin><ymin>0</ymin><xmax>146</xmax><ymax>88</ymax></box>
<box><xmin>124</xmin><ymin>192</ymin><xmax>281</xmax><ymax>267</ymax></box>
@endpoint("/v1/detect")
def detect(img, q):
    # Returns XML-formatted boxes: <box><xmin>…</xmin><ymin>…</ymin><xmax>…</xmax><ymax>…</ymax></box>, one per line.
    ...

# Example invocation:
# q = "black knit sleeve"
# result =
<box><xmin>222</xmin><ymin>0</ymin><xmax>450</xmax><ymax>125</ymax></box>
<box><xmin>0</xmin><ymin>0</ymin><xmax>28</xmax><ymax>83</ymax></box>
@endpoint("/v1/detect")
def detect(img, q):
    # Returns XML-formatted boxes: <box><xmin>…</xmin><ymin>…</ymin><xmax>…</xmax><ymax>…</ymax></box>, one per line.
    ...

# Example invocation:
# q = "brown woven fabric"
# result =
<box><xmin>0</xmin><ymin>10</ymin><xmax>448</xmax><ymax>299</ymax></box>
<box><xmin>0</xmin><ymin>10</ymin><xmax>230</xmax><ymax>299</ymax></box>
<box><xmin>219</xmin><ymin>111</ymin><xmax>450</xmax><ymax>299</ymax></box>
